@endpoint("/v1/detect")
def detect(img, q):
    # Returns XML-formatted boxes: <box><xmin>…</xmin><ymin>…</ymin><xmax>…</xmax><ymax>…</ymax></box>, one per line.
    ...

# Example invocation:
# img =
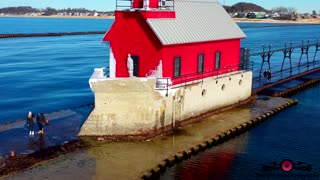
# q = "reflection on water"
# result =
<box><xmin>162</xmin><ymin>84</ymin><xmax>320</xmax><ymax>180</ymax></box>
<box><xmin>162</xmin><ymin>134</ymin><xmax>250</xmax><ymax>180</ymax></box>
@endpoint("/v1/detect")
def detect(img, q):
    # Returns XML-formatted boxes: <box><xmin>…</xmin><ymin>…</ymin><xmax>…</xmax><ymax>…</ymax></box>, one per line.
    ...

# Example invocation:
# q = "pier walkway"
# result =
<box><xmin>0</xmin><ymin>105</ymin><xmax>92</xmax><ymax>155</ymax></box>
<box><xmin>0</xmin><ymin>96</ymin><xmax>295</xmax><ymax>179</ymax></box>
<box><xmin>1</xmin><ymin>37</ymin><xmax>320</xmax><ymax>178</ymax></box>
<box><xmin>253</xmin><ymin>66</ymin><xmax>320</xmax><ymax>95</ymax></box>
<box><xmin>1</xmin><ymin>60</ymin><xmax>320</xmax><ymax>178</ymax></box>
<box><xmin>248</xmin><ymin>39</ymin><xmax>320</xmax><ymax>94</ymax></box>
<box><xmin>1</xmin><ymin>70</ymin><xmax>319</xmax><ymax>179</ymax></box>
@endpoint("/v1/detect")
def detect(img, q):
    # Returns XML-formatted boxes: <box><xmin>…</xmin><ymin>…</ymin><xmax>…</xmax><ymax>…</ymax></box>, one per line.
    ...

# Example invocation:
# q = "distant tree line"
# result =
<box><xmin>223</xmin><ymin>2</ymin><xmax>267</xmax><ymax>13</ymax></box>
<box><xmin>0</xmin><ymin>6</ymin><xmax>112</xmax><ymax>15</ymax></box>
<box><xmin>0</xmin><ymin>6</ymin><xmax>39</xmax><ymax>14</ymax></box>
<box><xmin>271</xmin><ymin>6</ymin><xmax>297</xmax><ymax>14</ymax></box>
<box><xmin>1</xmin><ymin>4</ymin><xmax>318</xmax><ymax>17</ymax></box>
<box><xmin>223</xmin><ymin>2</ymin><xmax>314</xmax><ymax>15</ymax></box>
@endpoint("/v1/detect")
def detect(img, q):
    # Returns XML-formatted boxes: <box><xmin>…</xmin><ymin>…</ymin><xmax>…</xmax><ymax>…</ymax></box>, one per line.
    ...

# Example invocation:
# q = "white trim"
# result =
<box><xmin>109</xmin><ymin>47</ymin><xmax>116</xmax><ymax>78</ymax></box>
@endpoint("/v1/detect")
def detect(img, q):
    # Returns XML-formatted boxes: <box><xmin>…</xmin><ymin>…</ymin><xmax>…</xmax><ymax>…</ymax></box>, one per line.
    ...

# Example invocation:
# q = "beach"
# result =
<box><xmin>0</xmin><ymin>15</ymin><xmax>115</xmax><ymax>19</ymax></box>
<box><xmin>1</xmin><ymin>15</ymin><xmax>320</xmax><ymax>24</ymax></box>
<box><xmin>233</xmin><ymin>17</ymin><xmax>320</xmax><ymax>24</ymax></box>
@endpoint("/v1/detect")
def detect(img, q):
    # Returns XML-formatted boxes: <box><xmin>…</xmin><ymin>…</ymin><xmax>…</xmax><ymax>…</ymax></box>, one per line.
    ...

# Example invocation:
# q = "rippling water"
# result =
<box><xmin>161</xmin><ymin>84</ymin><xmax>320</xmax><ymax>179</ymax></box>
<box><xmin>1</xmin><ymin>17</ymin><xmax>320</xmax><ymax>179</ymax></box>
<box><xmin>1</xmin><ymin>17</ymin><xmax>320</xmax><ymax>122</ymax></box>
<box><xmin>0</xmin><ymin>17</ymin><xmax>113</xmax><ymax>122</ymax></box>
<box><xmin>0</xmin><ymin>17</ymin><xmax>112</xmax><ymax>33</ymax></box>
<box><xmin>0</xmin><ymin>34</ymin><xmax>109</xmax><ymax>122</ymax></box>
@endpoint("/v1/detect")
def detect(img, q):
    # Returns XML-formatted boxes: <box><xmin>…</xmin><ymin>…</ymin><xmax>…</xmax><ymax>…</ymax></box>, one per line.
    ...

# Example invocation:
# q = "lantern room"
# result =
<box><xmin>116</xmin><ymin>0</ymin><xmax>175</xmax><ymax>10</ymax></box>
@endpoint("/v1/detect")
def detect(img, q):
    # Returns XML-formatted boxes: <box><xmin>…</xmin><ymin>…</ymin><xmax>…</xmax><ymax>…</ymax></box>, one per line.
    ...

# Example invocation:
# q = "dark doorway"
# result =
<box><xmin>131</xmin><ymin>55</ymin><xmax>139</xmax><ymax>77</ymax></box>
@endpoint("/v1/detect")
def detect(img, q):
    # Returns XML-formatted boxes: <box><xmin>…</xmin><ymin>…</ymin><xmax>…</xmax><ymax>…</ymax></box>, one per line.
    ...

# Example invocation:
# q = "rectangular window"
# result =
<box><xmin>131</xmin><ymin>55</ymin><xmax>139</xmax><ymax>77</ymax></box>
<box><xmin>198</xmin><ymin>54</ymin><xmax>204</xmax><ymax>73</ymax></box>
<box><xmin>174</xmin><ymin>56</ymin><xmax>181</xmax><ymax>78</ymax></box>
<box><xmin>215</xmin><ymin>51</ymin><xmax>221</xmax><ymax>70</ymax></box>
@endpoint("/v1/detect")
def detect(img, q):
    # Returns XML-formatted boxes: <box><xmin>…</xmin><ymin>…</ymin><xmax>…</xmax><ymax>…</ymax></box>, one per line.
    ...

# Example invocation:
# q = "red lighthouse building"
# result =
<box><xmin>79</xmin><ymin>0</ymin><xmax>252</xmax><ymax>139</ymax></box>
<box><xmin>103</xmin><ymin>0</ymin><xmax>246</xmax><ymax>83</ymax></box>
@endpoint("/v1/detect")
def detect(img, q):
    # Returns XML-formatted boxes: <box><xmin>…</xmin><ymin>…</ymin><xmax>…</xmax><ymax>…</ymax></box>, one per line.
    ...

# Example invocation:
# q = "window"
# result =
<box><xmin>131</xmin><ymin>55</ymin><xmax>139</xmax><ymax>77</ymax></box>
<box><xmin>198</xmin><ymin>54</ymin><xmax>204</xmax><ymax>73</ymax></box>
<box><xmin>215</xmin><ymin>51</ymin><xmax>221</xmax><ymax>70</ymax></box>
<box><xmin>174</xmin><ymin>56</ymin><xmax>181</xmax><ymax>78</ymax></box>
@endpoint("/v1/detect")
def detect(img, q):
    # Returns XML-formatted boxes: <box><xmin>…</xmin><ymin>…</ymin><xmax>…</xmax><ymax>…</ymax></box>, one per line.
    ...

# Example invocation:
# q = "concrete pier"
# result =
<box><xmin>0</xmin><ymin>96</ymin><xmax>297</xmax><ymax>179</ymax></box>
<box><xmin>79</xmin><ymin>71</ymin><xmax>252</xmax><ymax>139</ymax></box>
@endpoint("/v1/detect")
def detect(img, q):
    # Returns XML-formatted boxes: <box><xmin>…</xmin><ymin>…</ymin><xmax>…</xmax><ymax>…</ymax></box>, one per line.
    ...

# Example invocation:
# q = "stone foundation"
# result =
<box><xmin>78</xmin><ymin>71</ymin><xmax>253</xmax><ymax>138</ymax></box>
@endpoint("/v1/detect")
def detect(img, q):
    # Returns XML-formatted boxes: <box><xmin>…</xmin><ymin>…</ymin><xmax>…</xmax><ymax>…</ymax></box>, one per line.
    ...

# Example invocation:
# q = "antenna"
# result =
<box><xmin>223</xmin><ymin>0</ymin><xmax>226</xmax><ymax>6</ymax></box>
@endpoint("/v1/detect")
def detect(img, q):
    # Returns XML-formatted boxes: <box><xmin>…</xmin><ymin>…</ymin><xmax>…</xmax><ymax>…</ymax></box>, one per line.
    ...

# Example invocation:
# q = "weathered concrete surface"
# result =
<box><xmin>4</xmin><ymin>96</ymin><xmax>294</xmax><ymax>180</ymax></box>
<box><xmin>0</xmin><ymin>106</ymin><xmax>92</xmax><ymax>155</ymax></box>
<box><xmin>79</xmin><ymin>71</ymin><xmax>252</xmax><ymax>137</ymax></box>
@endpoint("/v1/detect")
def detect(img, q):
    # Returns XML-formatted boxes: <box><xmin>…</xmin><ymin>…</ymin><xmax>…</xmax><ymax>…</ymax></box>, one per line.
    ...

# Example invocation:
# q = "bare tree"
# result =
<box><xmin>272</xmin><ymin>6</ymin><xmax>288</xmax><ymax>14</ymax></box>
<box><xmin>288</xmin><ymin>7</ymin><xmax>297</xmax><ymax>14</ymax></box>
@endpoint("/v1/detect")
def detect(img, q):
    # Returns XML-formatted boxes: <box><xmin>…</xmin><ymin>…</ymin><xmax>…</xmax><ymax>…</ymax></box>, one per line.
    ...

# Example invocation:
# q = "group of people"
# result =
<box><xmin>25</xmin><ymin>111</ymin><xmax>47</xmax><ymax>137</ymax></box>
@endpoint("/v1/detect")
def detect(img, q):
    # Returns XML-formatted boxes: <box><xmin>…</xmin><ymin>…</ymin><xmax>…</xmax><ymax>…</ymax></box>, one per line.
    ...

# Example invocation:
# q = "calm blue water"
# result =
<box><xmin>0</xmin><ymin>17</ymin><xmax>320</xmax><ymax>123</ymax></box>
<box><xmin>1</xmin><ymin>17</ymin><xmax>320</xmax><ymax>179</ymax></box>
<box><xmin>0</xmin><ymin>17</ymin><xmax>112</xmax><ymax>33</ymax></box>
<box><xmin>0</xmin><ymin>17</ymin><xmax>112</xmax><ymax>123</ymax></box>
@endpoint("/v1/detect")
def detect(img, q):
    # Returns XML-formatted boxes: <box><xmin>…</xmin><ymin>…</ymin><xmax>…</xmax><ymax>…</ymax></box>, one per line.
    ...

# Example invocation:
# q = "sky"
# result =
<box><xmin>0</xmin><ymin>0</ymin><xmax>319</xmax><ymax>13</ymax></box>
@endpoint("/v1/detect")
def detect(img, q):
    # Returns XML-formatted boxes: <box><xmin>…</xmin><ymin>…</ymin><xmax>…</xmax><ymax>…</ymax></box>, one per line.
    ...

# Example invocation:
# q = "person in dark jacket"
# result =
<box><xmin>263</xmin><ymin>69</ymin><xmax>272</xmax><ymax>83</ymax></box>
<box><xmin>26</xmin><ymin>111</ymin><xmax>35</xmax><ymax>136</ymax></box>
<box><xmin>36</xmin><ymin>114</ymin><xmax>42</xmax><ymax>134</ymax></box>
<box><xmin>36</xmin><ymin>113</ymin><xmax>46</xmax><ymax>134</ymax></box>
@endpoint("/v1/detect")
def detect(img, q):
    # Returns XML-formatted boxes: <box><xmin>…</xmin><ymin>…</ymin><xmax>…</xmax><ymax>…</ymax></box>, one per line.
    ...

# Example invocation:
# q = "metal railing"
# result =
<box><xmin>155</xmin><ymin>62</ymin><xmax>254</xmax><ymax>93</ymax></box>
<box><xmin>116</xmin><ymin>0</ymin><xmax>132</xmax><ymax>10</ymax></box>
<box><xmin>116</xmin><ymin>0</ymin><xmax>174</xmax><ymax>10</ymax></box>
<box><xmin>248</xmin><ymin>39</ymin><xmax>320</xmax><ymax>76</ymax></box>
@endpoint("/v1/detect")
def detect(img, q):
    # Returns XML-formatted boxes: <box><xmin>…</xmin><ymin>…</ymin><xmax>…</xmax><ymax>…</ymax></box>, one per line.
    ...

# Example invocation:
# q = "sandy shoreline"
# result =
<box><xmin>233</xmin><ymin>17</ymin><xmax>320</xmax><ymax>24</ymax></box>
<box><xmin>1</xmin><ymin>15</ymin><xmax>320</xmax><ymax>24</ymax></box>
<box><xmin>0</xmin><ymin>15</ymin><xmax>115</xmax><ymax>19</ymax></box>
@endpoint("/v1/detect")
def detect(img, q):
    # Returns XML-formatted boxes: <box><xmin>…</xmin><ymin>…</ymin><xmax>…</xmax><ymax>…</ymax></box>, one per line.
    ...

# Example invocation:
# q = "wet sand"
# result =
<box><xmin>1</xmin><ymin>96</ymin><xmax>294</xmax><ymax>180</ymax></box>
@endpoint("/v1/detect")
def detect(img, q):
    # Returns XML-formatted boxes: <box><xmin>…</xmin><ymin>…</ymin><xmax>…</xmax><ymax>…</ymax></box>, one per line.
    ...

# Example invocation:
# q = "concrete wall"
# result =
<box><xmin>78</xmin><ymin>71</ymin><xmax>252</xmax><ymax>137</ymax></box>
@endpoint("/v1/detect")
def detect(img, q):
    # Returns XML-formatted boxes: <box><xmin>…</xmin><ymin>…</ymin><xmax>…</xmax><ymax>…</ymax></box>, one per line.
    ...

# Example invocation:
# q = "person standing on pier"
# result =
<box><xmin>26</xmin><ymin>111</ymin><xmax>35</xmax><ymax>137</ymax></box>
<box><xmin>36</xmin><ymin>113</ymin><xmax>46</xmax><ymax>134</ymax></box>
<box><xmin>263</xmin><ymin>69</ymin><xmax>272</xmax><ymax>83</ymax></box>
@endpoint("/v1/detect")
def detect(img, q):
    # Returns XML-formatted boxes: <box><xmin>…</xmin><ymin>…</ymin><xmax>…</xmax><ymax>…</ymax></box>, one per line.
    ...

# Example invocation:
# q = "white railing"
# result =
<box><xmin>89</xmin><ymin>67</ymin><xmax>108</xmax><ymax>91</ymax></box>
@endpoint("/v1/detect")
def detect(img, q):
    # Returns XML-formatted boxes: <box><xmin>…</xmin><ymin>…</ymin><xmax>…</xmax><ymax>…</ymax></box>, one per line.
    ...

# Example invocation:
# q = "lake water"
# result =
<box><xmin>1</xmin><ymin>17</ymin><xmax>320</xmax><ymax>123</ymax></box>
<box><xmin>0</xmin><ymin>17</ymin><xmax>112</xmax><ymax>123</ymax></box>
<box><xmin>1</xmin><ymin>17</ymin><xmax>320</xmax><ymax>179</ymax></box>
<box><xmin>161</xmin><ymin>84</ymin><xmax>320</xmax><ymax>180</ymax></box>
